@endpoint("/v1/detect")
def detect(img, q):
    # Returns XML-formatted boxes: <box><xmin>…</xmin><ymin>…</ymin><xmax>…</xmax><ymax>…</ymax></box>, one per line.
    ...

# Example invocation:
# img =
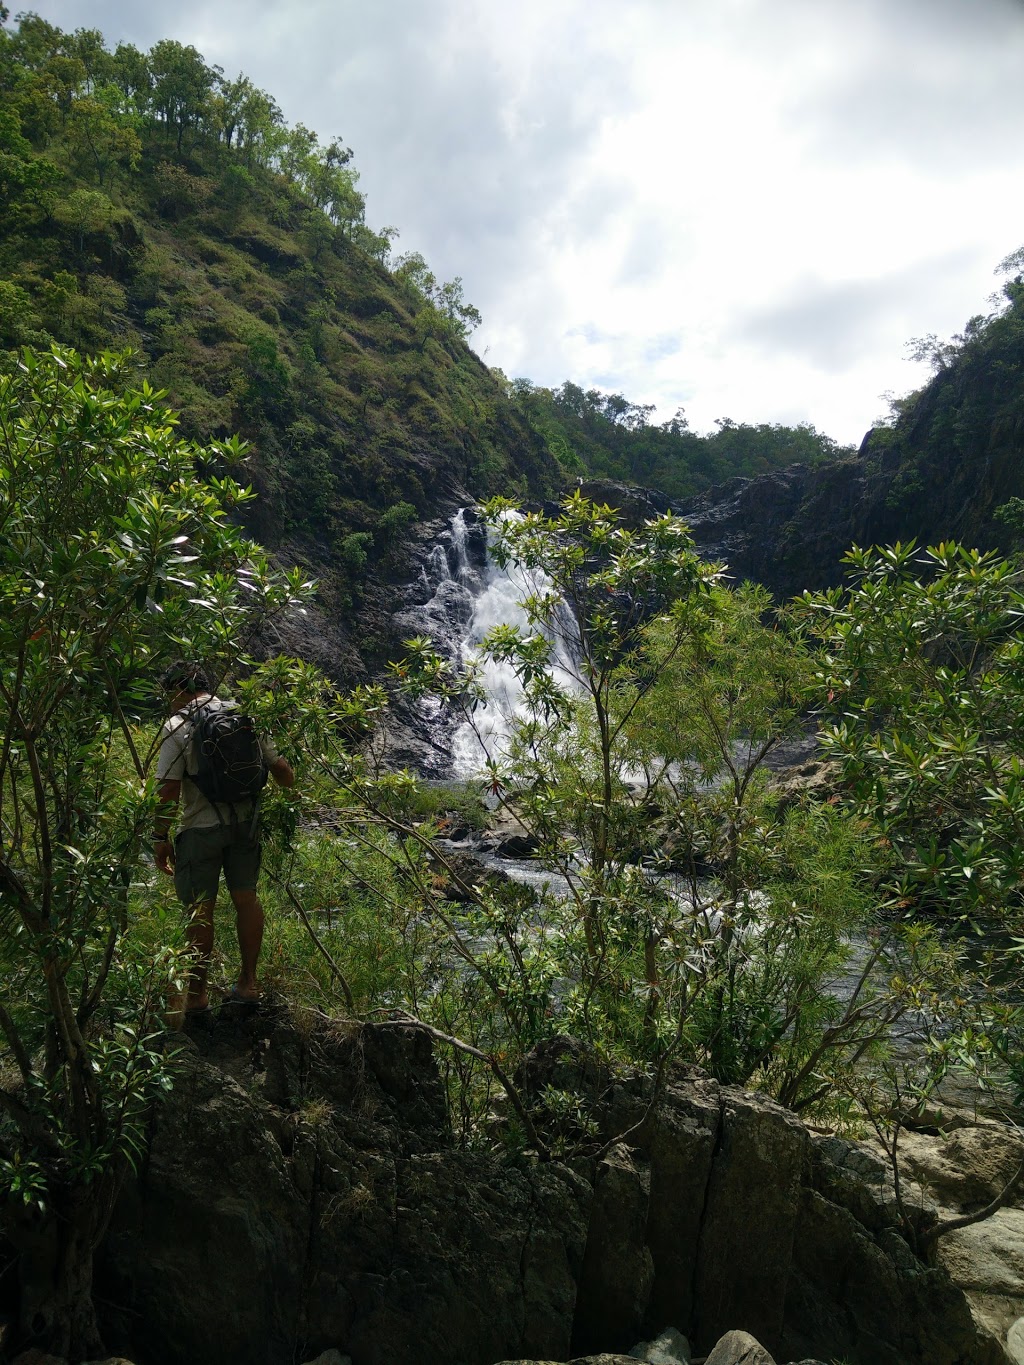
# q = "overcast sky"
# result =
<box><xmin>31</xmin><ymin>0</ymin><xmax>1024</xmax><ymax>445</ymax></box>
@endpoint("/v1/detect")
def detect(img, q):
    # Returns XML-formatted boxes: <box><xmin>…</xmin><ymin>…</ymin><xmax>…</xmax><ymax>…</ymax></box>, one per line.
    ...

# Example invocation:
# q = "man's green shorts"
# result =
<box><xmin>173</xmin><ymin>824</ymin><xmax>261</xmax><ymax>906</ymax></box>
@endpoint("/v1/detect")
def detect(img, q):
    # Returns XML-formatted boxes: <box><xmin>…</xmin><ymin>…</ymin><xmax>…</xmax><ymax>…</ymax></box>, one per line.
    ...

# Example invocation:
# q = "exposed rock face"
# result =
<box><xmin>97</xmin><ymin>1016</ymin><xmax>1005</xmax><ymax>1365</ymax></box>
<box><xmin>673</xmin><ymin>362</ymin><xmax>1024</xmax><ymax>599</ymax></box>
<box><xmin>101</xmin><ymin>1016</ymin><xmax>587</xmax><ymax>1365</ymax></box>
<box><xmin>868</xmin><ymin>1120</ymin><xmax>1024</xmax><ymax>1354</ymax></box>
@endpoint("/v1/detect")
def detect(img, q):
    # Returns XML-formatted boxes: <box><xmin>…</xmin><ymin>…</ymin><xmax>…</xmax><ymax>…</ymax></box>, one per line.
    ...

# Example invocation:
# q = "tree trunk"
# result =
<box><xmin>14</xmin><ymin>1196</ymin><xmax>105</xmax><ymax>1361</ymax></box>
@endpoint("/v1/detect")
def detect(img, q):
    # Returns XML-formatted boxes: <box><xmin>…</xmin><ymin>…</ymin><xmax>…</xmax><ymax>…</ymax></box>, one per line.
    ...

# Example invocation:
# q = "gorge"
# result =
<box><xmin>3</xmin><ymin>13</ymin><xmax>1024</xmax><ymax>1365</ymax></box>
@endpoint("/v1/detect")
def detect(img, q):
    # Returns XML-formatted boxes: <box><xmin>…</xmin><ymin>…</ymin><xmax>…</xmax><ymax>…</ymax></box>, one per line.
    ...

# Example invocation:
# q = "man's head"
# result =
<box><xmin>161</xmin><ymin>660</ymin><xmax>211</xmax><ymax>702</ymax></box>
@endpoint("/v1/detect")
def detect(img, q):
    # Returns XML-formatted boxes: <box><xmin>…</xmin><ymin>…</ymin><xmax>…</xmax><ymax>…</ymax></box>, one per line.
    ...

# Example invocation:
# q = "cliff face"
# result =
<box><xmin>96</xmin><ymin>1013</ymin><xmax>1002</xmax><ymax>1365</ymax></box>
<box><xmin>671</xmin><ymin>290</ymin><xmax>1024</xmax><ymax>598</ymax></box>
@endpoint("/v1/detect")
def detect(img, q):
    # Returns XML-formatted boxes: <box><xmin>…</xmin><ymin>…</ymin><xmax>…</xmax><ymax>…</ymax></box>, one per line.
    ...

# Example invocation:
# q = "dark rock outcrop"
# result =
<box><xmin>674</xmin><ymin>317</ymin><xmax>1024</xmax><ymax>600</ymax></box>
<box><xmin>100</xmin><ymin>1014</ymin><xmax>588</xmax><ymax>1365</ymax></box>
<box><xmin>97</xmin><ymin>1015</ymin><xmax>1006</xmax><ymax>1365</ymax></box>
<box><xmin>578</xmin><ymin>295</ymin><xmax>1024</xmax><ymax>602</ymax></box>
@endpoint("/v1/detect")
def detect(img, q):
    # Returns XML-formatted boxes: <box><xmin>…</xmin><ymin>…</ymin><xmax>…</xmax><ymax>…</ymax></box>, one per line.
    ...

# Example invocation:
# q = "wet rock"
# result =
<box><xmin>481</xmin><ymin>831</ymin><xmax>541</xmax><ymax>858</ymax></box>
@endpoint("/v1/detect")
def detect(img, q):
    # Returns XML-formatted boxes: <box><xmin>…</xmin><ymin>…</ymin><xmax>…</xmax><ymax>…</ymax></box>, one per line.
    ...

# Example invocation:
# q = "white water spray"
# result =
<box><xmin>449</xmin><ymin>513</ymin><xmax>580</xmax><ymax>777</ymax></box>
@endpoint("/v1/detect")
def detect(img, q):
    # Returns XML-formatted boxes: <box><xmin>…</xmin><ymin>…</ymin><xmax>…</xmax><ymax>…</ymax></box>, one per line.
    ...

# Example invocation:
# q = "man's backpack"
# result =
<box><xmin>183</xmin><ymin>702</ymin><xmax>269</xmax><ymax>807</ymax></box>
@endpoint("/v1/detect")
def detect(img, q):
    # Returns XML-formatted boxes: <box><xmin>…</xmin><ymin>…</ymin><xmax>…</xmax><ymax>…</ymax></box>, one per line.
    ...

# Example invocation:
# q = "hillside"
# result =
<box><xmin>4</xmin><ymin>13</ymin><xmax>1019</xmax><ymax>657</ymax></box>
<box><xmin>507</xmin><ymin>376</ymin><xmax>855</xmax><ymax>499</ymax></box>
<box><xmin>653</xmin><ymin>277</ymin><xmax>1024</xmax><ymax>597</ymax></box>
<box><xmin>0</xmin><ymin>13</ymin><xmax>560</xmax><ymax>674</ymax></box>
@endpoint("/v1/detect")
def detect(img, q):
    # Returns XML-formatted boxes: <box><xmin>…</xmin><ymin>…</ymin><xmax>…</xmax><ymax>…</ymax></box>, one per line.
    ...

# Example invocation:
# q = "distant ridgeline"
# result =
<box><xmin>503</xmin><ymin>378</ymin><xmax>856</xmax><ymax>500</ymax></box>
<box><xmin>665</xmin><ymin>269</ymin><xmax>1024</xmax><ymax>599</ymax></box>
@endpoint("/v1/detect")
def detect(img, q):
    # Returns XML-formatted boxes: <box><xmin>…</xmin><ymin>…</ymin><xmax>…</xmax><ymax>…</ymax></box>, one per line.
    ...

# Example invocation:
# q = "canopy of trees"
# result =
<box><xmin>505</xmin><ymin>377</ymin><xmax>857</xmax><ymax>500</ymax></box>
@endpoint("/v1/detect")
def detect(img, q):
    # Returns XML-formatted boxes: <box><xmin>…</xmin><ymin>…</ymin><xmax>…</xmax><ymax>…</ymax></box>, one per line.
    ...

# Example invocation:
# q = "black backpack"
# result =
<box><xmin>183</xmin><ymin>702</ymin><xmax>269</xmax><ymax>807</ymax></box>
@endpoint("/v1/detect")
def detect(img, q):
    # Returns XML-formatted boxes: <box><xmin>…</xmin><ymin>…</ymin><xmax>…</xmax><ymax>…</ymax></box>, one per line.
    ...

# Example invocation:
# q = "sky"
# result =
<box><xmin>30</xmin><ymin>0</ymin><xmax>1024</xmax><ymax>446</ymax></box>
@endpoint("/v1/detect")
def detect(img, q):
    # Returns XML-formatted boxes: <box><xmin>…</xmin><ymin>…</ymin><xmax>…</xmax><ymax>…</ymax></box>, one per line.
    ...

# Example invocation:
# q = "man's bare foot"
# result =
<box><xmin>229</xmin><ymin>981</ymin><xmax>261</xmax><ymax>1002</ymax></box>
<box><xmin>185</xmin><ymin>990</ymin><xmax>210</xmax><ymax>1013</ymax></box>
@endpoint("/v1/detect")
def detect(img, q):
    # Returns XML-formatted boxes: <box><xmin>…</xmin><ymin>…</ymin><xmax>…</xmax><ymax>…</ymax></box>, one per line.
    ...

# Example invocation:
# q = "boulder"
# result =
<box><xmin>1007</xmin><ymin>1317</ymin><xmax>1024</xmax><ymax>1365</ymax></box>
<box><xmin>692</xmin><ymin>1091</ymin><xmax>808</xmax><ymax>1350</ymax></box>
<box><xmin>703</xmin><ymin>1330</ymin><xmax>776</xmax><ymax>1364</ymax></box>
<box><xmin>895</xmin><ymin>1124</ymin><xmax>1024</xmax><ymax>1212</ymax></box>
<box><xmin>637</xmin><ymin>1080</ymin><xmax>720</xmax><ymax>1332</ymax></box>
<box><xmin>856</xmin><ymin>1117</ymin><xmax>1024</xmax><ymax>1355</ymax></box>
<box><xmin>572</xmin><ymin>1144</ymin><xmax>654</xmax><ymax>1354</ymax></box>
<box><xmin>95</xmin><ymin>1017</ymin><xmax>1007</xmax><ymax>1365</ymax></box>
<box><xmin>938</xmin><ymin>1208</ymin><xmax>1024</xmax><ymax>1347</ymax></box>
<box><xmin>100</xmin><ymin>1015</ymin><xmax>590</xmax><ymax>1365</ymax></box>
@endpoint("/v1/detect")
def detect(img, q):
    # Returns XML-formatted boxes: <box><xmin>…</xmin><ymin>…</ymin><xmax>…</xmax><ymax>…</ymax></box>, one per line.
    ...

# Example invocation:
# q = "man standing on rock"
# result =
<box><xmin>152</xmin><ymin>661</ymin><xmax>295</xmax><ymax>1014</ymax></box>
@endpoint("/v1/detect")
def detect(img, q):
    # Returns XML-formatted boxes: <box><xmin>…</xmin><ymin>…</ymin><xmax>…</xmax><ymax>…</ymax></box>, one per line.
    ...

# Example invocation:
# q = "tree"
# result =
<box><xmin>65</xmin><ymin>82</ymin><xmax>141</xmax><ymax>186</ymax></box>
<box><xmin>212</xmin><ymin>73</ymin><xmax>281</xmax><ymax>162</ymax></box>
<box><xmin>395</xmin><ymin>496</ymin><xmax>882</xmax><ymax>1100</ymax></box>
<box><xmin>394</xmin><ymin>252</ymin><xmax>483</xmax><ymax>341</ymax></box>
<box><xmin>0</xmin><ymin>346</ymin><xmax>309</xmax><ymax>1357</ymax></box>
<box><xmin>148</xmin><ymin>38</ymin><xmax>214</xmax><ymax>152</ymax></box>
<box><xmin>797</xmin><ymin>540</ymin><xmax>1024</xmax><ymax>924</ymax></box>
<box><xmin>109</xmin><ymin>41</ymin><xmax>151</xmax><ymax>112</ymax></box>
<box><xmin>0</xmin><ymin>106</ymin><xmax>59</xmax><ymax>224</ymax></box>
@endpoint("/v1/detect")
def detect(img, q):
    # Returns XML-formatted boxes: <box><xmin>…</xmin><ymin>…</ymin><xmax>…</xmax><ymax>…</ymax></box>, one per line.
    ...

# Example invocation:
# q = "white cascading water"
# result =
<box><xmin>425</xmin><ymin>509</ymin><xmax>579</xmax><ymax>778</ymax></box>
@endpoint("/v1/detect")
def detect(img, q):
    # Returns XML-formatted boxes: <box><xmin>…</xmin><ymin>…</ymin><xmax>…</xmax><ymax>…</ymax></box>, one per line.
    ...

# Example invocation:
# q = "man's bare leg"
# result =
<box><xmin>230</xmin><ymin>888</ymin><xmax>264</xmax><ymax>999</ymax></box>
<box><xmin>185</xmin><ymin>898</ymin><xmax>216</xmax><ymax>1010</ymax></box>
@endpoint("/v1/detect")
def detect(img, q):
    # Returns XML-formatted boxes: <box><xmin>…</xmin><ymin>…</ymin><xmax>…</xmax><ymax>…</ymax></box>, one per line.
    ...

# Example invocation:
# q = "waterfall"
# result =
<box><xmin>390</xmin><ymin>507</ymin><xmax>580</xmax><ymax>779</ymax></box>
<box><xmin>452</xmin><ymin>513</ymin><xmax>580</xmax><ymax>778</ymax></box>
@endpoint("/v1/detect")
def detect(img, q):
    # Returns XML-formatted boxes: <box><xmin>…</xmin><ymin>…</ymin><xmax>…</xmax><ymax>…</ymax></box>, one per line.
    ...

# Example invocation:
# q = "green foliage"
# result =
<box><xmin>508</xmin><ymin>378</ymin><xmax>855</xmax><ymax>499</ymax></box>
<box><xmin>394</xmin><ymin>251</ymin><xmax>482</xmax><ymax>340</ymax></box>
<box><xmin>872</xmin><ymin>279</ymin><xmax>1024</xmax><ymax>534</ymax></box>
<box><xmin>0</xmin><ymin>346</ymin><xmax>311</xmax><ymax>1356</ymax></box>
<box><xmin>798</xmin><ymin>540</ymin><xmax>1024</xmax><ymax>924</ymax></box>
<box><xmin>0</xmin><ymin>10</ymin><xmax>557</xmax><ymax>614</ymax></box>
<box><xmin>392</xmin><ymin>495</ymin><xmax>889</xmax><ymax>1108</ymax></box>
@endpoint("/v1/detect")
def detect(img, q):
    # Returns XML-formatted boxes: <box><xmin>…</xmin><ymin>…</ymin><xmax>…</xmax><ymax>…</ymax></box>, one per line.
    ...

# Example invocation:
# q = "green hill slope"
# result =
<box><xmin>0</xmin><ymin>12</ymin><xmax>559</xmax><ymax>672</ymax></box>
<box><xmin>505</xmin><ymin>377</ymin><xmax>855</xmax><ymax>499</ymax></box>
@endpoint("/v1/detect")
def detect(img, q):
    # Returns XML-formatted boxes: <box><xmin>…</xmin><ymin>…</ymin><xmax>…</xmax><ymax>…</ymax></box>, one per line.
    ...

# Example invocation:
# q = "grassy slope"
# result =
<box><xmin>0</xmin><ymin>57</ymin><xmax>559</xmax><ymax>673</ymax></box>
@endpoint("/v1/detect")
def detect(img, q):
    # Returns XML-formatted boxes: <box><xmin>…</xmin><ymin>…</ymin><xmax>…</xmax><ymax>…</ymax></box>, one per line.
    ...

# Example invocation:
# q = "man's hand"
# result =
<box><xmin>154</xmin><ymin>839</ymin><xmax>175</xmax><ymax>875</ymax></box>
<box><xmin>269</xmin><ymin>756</ymin><xmax>296</xmax><ymax>789</ymax></box>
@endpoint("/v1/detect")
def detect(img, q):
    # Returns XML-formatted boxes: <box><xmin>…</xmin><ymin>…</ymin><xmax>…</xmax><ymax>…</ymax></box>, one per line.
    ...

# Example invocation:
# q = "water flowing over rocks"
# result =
<box><xmin>386</xmin><ymin>504</ymin><xmax>579</xmax><ymax>778</ymax></box>
<box><xmin>385</xmin><ymin>504</ymin><xmax>489</xmax><ymax>775</ymax></box>
<box><xmin>93</xmin><ymin>1012</ymin><xmax>1007</xmax><ymax>1365</ymax></box>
